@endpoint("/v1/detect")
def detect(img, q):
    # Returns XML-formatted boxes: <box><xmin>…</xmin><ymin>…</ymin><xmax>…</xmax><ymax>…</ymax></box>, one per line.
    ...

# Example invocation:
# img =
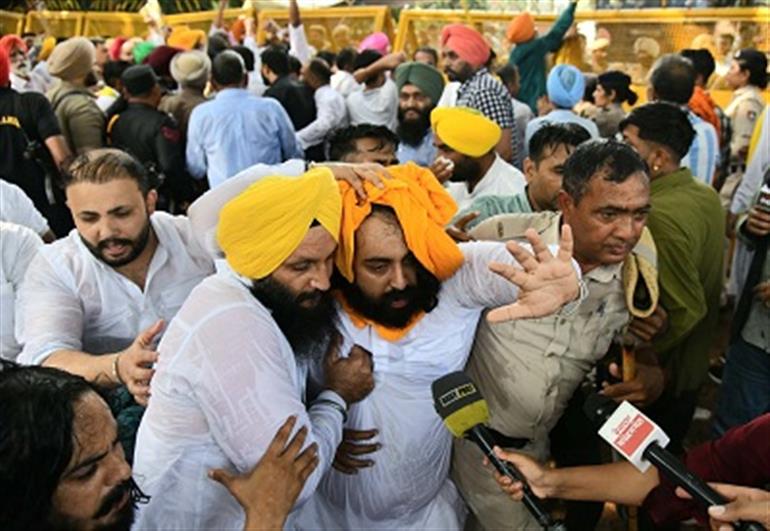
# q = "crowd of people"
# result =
<box><xmin>1</xmin><ymin>0</ymin><xmax>769</xmax><ymax>529</ymax></box>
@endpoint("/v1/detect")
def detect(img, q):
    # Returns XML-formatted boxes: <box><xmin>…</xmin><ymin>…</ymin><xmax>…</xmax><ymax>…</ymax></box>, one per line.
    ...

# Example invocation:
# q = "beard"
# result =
<box><xmin>449</xmin><ymin>156</ymin><xmax>481</xmax><ymax>185</ymax></box>
<box><xmin>445</xmin><ymin>63</ymin><xmax>474</xmax><ymax>83</ymax></box>
<box><xmin>251</xmin><ymin>277</ymin><xmax>337</xmax><ymax>361</ymax></box>
<box><xmin>397</xmin><ymin>106</ymin><xmax>433</xmax><ymax>147</ymax></box>
<box><xmin>45</xmin><ymin>479</ymin><xmax>138</xmax><ymax>531</ymax></box>
<box><xmin>80</xmin><ymin>216</ymin><xmax>152</xmax><ymax>268</ymax></box>
<box><xmin>335</xmin><ymin>261</ymin><xmax>441</xmax><ymax>329</ymax></box>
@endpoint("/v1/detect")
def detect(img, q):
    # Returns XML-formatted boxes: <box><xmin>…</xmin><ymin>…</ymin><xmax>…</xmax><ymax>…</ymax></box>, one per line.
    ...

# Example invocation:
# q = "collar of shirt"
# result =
<box><xmin>650</xmin><ymin>167</ymin><xmax>695</xmax><ymax>196</ymax></box>
<box><xmin>214</xmin><ymin>87</ymin><xmax>250</xmax><ymax>101</ymax></box>
<box><xmin>473</xmin><ymin>154</ymin><xmax>509</xmax><ymax>196</ymax></box>
<box><xmin>458</xmin><ymin>68</ymin><xmax>489</xmax><ymax>94</ymax></box>
<box><xmin>732</xmin><ymin>85</ymin><xmax>761</xmax><ymax>99</ymax></box>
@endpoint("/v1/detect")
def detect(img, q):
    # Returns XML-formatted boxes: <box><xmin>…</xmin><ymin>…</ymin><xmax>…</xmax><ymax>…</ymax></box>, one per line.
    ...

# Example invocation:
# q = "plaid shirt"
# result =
<box><xmin>456</xmin><ymin>68</ymin><xmax>518</xmax><ymax>163</ymax></box>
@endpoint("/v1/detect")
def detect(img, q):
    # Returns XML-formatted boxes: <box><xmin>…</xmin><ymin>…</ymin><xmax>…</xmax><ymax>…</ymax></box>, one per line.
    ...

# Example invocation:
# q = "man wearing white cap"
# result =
<box><xmin>159</xmin><ymin>49</ymin><xmax>210</xmax><ymax>137</ymax></box>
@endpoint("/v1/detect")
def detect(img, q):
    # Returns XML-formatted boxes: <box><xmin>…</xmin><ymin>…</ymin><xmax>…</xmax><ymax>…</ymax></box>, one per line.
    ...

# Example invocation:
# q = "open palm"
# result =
<box><xmin>487</xmin><ymin>225</ymin><xmax>580</xmax><ymax>322</ymax></box>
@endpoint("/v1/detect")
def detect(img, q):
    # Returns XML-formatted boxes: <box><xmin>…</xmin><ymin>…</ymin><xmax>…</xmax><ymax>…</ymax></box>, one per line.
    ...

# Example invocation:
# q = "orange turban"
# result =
<box><xmin>440</xmin><ymin>24</ymin><xmax>490</xmax><ymax>69</ymax></box>
<box><xmin>167</xmin><ymin>28</ymin><xmax>207</xmax><ymax>51</ymax></box>
<box><xmin>336</xmin><ymin>163</ymin><xmax>464</xmax><ymax>283</ymax></box>
<box><xmin>506</xmin><ymin>12</ymin><xmax>535</xmax><ymax>44</ymax></box>
<box><xmin>336</xmin><ymin>163</ymin><xmax>465</xmax><ymax>340</ymax></box>
<box><xmin>231</xmin><ymin>18</ymin><xmax>246</xmax><ymax>44</ymax></box>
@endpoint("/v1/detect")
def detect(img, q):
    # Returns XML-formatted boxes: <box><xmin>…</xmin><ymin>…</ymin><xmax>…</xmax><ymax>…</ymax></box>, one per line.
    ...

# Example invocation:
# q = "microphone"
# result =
<box><xmin>432</xmin><ymin>372</ymin><xmax>567</xmax><ymax>531</ymax></box>
<box><xmin>584</xmin><ymin>394</ymin><xmax>766</xmax><ymax>531</ymax></box>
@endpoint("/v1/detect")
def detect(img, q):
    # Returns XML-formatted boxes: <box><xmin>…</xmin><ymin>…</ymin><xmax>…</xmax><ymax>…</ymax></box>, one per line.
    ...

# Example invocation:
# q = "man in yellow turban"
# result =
<box><xmin>132</xmin><ymin>167</ymin><xmax>375</xmax><ymax>529</ymax></box>
<box><xmin>430</xmin><ymin>107</ymin><xmax>526</xmax><ymax>211</ymax></box>
<box><xmin>294</xmin><ymin>162</ymin><xmax>582</xmax><ymax>530</ymax></box>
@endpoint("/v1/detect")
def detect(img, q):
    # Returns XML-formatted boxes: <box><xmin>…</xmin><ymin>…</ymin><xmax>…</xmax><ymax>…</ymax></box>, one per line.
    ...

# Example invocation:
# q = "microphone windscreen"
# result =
<box><xmin>432</xmin><ymin>371</ymin><xmax>490</xmax><ymax>437</ymax></box>
<box><xmin>583</xmin><ymin>392</ymin><xmax>619</xmax><ymax>428</ymax></box>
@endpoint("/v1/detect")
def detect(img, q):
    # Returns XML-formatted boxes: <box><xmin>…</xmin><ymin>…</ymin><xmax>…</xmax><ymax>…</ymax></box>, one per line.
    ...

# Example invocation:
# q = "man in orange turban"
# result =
<box><xmin>508</xmin><ymin>0</ymin><xmax>578</xmax><ymax>114</ymax></box>
<box><xmin>295</xmin><ymin>162</ymin><xmax>582</xmax><ymax>530</ymax></box>
<box><xmin>439</xmin><ymin>23</ymin><xmax>517</xmax><ymax>164</ymax></box>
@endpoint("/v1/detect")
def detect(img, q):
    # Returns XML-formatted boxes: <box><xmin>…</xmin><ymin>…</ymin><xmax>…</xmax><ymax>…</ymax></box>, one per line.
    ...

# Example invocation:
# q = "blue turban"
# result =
<box><xmin>546</xmin><ymin>64</ymin><xmax>585</xmax><ymax>109</ymax></box>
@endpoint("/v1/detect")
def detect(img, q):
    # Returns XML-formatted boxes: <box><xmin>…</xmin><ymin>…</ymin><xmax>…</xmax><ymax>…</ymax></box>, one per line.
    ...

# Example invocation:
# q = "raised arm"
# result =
<box><xmin>541</xmin><ymin>1</ymin><xmax>577</xmax><ymax>52</ymax></box>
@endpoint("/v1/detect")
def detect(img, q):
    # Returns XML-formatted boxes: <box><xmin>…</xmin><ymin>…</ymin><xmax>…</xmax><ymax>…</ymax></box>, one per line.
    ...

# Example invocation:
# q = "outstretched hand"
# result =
<box><xmin>487</xmin><ymin>225</ymin><xmax>579</xmax><ymax>323</ymax></box>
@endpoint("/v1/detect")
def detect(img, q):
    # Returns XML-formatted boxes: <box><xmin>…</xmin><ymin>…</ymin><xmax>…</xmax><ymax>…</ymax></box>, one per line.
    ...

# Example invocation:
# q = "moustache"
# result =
<box><xmin>94</xmin><ymin>480</ymin><xmax>131</xmax><ymax>518</ymax></box>
<box><xmin>296</xmin><ymin>289</ymin><xmax>324</xmax><ymax>306</ymax></box>
<box><xmin>382</xmin><ymin>286</ymin><xmax>417</xmax><ymax>306</ymax></box>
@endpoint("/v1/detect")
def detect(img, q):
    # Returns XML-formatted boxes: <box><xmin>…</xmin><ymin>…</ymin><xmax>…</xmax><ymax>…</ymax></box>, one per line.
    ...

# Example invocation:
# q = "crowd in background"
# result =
<box><xmin>0</xmin><ymin>0</ymin><xmax>769</xmax><ymax>529</ymax></box>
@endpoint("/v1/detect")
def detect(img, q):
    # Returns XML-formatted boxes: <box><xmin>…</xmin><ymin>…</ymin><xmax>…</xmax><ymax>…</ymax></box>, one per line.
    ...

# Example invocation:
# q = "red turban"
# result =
<box><xmin>0</xmin><ymin>46</ymin><xmax>10</xmax><ymax>87</ymax></box>
<box><xmin>145</xmin><ymin>45</ymin><xmax>181</xmax><ymax>78</ymax></box>
<box><xmin>440</xmin><ymin>24</ymin><xmax>490</xmax><ymax>69</ymax></box>
<box><xmin>109</xmin><ymin>37</ymin><xmax>127</xmax><ymax>61</ymax></box>
<box><xmin>0</xmin><ymin>35</ymin><xmax>26</xmax><ymax>55</ymax></box>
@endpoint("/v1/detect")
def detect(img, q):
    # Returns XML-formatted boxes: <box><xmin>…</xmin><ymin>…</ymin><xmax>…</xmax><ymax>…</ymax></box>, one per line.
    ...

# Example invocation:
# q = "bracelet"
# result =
<box><xmin>312</xmin><ymin>398</ymin><xmax>348</xmax><ymax>424</ymax></box>
<box><xmin>112</xmin><ymin>353</ymin><xmax>124</xmax><ymax>385</ymax></box>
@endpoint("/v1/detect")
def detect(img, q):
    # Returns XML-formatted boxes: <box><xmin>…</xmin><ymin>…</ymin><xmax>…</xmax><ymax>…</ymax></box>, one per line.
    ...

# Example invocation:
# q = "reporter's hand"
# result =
<box><xmin>601</xmin><ymin>360</ymin><xmax>665</xmax><ymax>407</ymax></box>
<box><xmin>446</xmin><ymin>211</ymin><xmax>479</xmax><ymax>242</ymax></box>
<box><xmin>676</xmin><ymin>483</ymin><xmax>770</xmax><ymax>529</ymax></box>
<box><xmin>332</xmin><ymin>428</ymin><xmax>380</xmax><ymax>474</ymax></box>
<box><xmin>209</xmin><ymin>416</ymin><xmax>318</xmax><ymax>530</ymax></box>
<box><xmin>487</xmin><ymin>446</ymin><xmax>555</xmax><ymax>500</ymax></box>
<box><xmin>116</xmin><ymin>319</ymin><xmax>164</xmax><ymax>406</ymax></box>
<box><xmin>746</xmin><ymin>206</ymin><xmax>770</xmax><ymax>237</ymax></box>
<box><xmin>324</xmin><ymin>338</ymin><xmax>375</xmax><ymax>405</ymax></box>
<box><xmin>628</xmin><ymin>304</ymin><xmax>668</xmax><ymax>343</ymax></box>
<box><xmin>754</xmin><ymin>280</ymin><xmax>770</xmax><ymax>306</ymax></box>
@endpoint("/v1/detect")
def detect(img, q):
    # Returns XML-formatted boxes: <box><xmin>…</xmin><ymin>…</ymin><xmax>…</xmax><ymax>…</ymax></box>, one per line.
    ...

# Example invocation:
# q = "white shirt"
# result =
<box><xmin>447</xmin><ymin>154</ymin><xmax>527</xmax><ymax>211</ymax></box>
<box><xmin>295</xmin><ymin>242</ymin><xmax>581</xmax><ymax>529</ymax></box>
<box><xmin>0</xmin><ymin>180</ymin><xmax>50</xmax><ymax>236</ymax></box>
<box><xmin>731</xmin><ymin>105</ymin><xmax>769</xmax><ymax>215</ymax></box>
<box><xmin>0</xmin><ymin>222</ymin><xmax>42</xmax><ymax>360</ymax></box>
<box><xmin>16</xmin><ymin>212</ymin><xmax>214</xmax><ymax>365</ymax></box>
<box><xmin>331</xmin><ymin>70</ymin><xmax>362</xmax><ymax>98</ymax></box>
<box><xmin>133</xmin><ymin>264</ymin><xmax>346</xmax><ymax>530</ymax></box>
<box><xmin>437</xmin><ymin>81</ymin><xmax>461</xmax><ymax>108</ymax></box>
<box><xmin>297</xmin><ymin>84</ymin><xmax>348</xmax><ymax>150</ymax></box>
<box><xmin>288</xmin><ymin>23</ymin><xmax>313</xmax><ymax>65</ymax></box>
<box><xmin>346</xmin><ymin>77</ymin><xmax>398</xmax><ymax>132</ymax></box>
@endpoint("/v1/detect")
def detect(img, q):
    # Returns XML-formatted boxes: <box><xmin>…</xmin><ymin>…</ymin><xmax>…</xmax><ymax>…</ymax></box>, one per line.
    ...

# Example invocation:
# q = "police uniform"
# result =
<box><xmin>721</xmin><ymin>49</ymin><xmax>767</xmax><ymax>206</ymax></box>
<box><xmin>107</xmin><ymin>65</ymin><xmax>193</xmax><ymax>210</ymax></box>
<box><xmin>452</xmin><ymin>211</ymin><xmax>658</xmax><ymax>531</ymax></box>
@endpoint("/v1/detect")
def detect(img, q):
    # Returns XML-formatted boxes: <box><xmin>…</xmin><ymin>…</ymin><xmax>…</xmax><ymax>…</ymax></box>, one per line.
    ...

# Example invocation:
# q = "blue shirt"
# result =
<box><xmin>397</xmin><ymin>131</ymin><xmax>436</xmax><ymax>167</ymax></box>
<box><xmin>681</xmin><ymin>110</ymin><xmax>719</xmax><ymax>186</ymax></box>
<box><xmin>524</xmin><ymin>109</ymin><xmax>600</xmax><ymax>157</ymax></box>
<box><xmin>186</xmin><ymin>88</ymin><xmax>302</xmax><ymax>188</ymax></box>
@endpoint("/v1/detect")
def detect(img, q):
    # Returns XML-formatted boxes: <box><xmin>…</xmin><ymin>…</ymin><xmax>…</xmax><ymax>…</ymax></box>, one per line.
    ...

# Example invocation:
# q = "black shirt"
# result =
<box><xmin>264</xmin><ymin>75</ymin><xmax>316</xmax><ymax>131</ymax></box>
<box><xmin>107</xmin><ymin>102</ymin><xmax>194</xmax><ymax>206</ymax></box>
<box><xmin>0</xmin><ymin>86</ymin><xmax>62</xmax><ymax>223</ymax></box>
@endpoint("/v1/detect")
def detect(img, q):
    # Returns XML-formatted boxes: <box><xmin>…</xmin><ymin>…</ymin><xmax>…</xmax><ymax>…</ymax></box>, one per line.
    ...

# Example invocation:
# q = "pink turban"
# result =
<box><xmin>440</xmin><ymin>24</ymin><xmax>490</xmax><ymax>68</ymax></box>
<box><xmin>358</xmin><ymin>32</ymin><xmax>390</xmax><ymax>55</ymax></box>
<box><xmin>0</xmin><ymin>47</ymin><xmax>9</xmax><ymax>87</ymax></box>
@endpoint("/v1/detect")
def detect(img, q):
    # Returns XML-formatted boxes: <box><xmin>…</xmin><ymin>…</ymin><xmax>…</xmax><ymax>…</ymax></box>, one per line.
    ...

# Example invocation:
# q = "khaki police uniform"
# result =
<box><xmin>452</xmin><ymin>211</ymin><xmax>658</xmax><ymax>531</ymax></box>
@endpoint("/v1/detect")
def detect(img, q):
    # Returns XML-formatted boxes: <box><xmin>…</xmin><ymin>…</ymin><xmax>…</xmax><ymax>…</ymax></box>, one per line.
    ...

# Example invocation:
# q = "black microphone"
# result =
<box><xmin>584</xmin><ymin>394</ymin><xmax>765</xmax><ymax>531</ymax></box>
<box><xmin>432</xmin><ymin>371</ymin><xmax>567</xmax><ymax>531</ymax></box>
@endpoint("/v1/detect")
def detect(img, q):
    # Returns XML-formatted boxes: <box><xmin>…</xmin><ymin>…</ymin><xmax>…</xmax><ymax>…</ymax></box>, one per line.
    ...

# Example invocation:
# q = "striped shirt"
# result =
<box><xmin>682</xmin><ymin>110</ymin><xmax>720</xmax><ymax>186</ymax></box>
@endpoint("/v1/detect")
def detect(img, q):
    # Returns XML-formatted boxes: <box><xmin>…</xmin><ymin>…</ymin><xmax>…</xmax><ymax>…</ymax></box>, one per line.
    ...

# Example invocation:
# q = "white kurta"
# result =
<box><xmin>447</xmin><ymin>154</ymin><xmax>527</xmax><ymax>212</ymax></box>
<box><xmin>297</xmin><ymin>84</ymin><xmax>348</xmax><ymax>150</ymax></box>
<box><xmin>0</xmin><ymin>222</ymin><xmax>42</xmax><ymax>360</ymax></box>
<box><xmin>133</xmin><ymin>264</ymin><xmax>347</xmax><ymax>530</ymax></box>
<box><xmin>0</xmin><ymin>179</ymin><xmax>50</xmax><ymax>236</ymax></box>
<box><xmin>15</xmin><ymin>212</ymin><xmax>214</xmax><ymax>364</ymax></box>
<box><xmin>346</xmin><ymin>78</ymin><xmax>399</xmax><ymax>132</ymax></box>
<box><xmin>295</xmin><ymin>241</ymin><xmax>578</xmax><ymax>530</ymax></box>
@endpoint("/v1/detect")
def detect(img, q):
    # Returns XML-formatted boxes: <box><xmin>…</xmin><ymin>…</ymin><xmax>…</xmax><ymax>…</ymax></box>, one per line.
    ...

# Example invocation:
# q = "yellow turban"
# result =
<box><xmin>431</xmin><ymin>107</ymin><xmax>501</xmax><ymax>157</ymax></box>
<box><xmin>217</xmin><ymin>168</ymin><xmax>341</xmax><ymax>279</ymax></box>
<box><xmin>39</xmin><ymin>36</ymin><xmax>56</xmax><ymax>61</ymax></box>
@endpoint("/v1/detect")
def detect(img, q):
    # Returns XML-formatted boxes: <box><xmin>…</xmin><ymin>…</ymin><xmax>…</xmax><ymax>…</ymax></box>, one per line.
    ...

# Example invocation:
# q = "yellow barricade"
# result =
<box><xmin>0</xmin><ymin>11</ymin><xmax>25</xmax><ymax>36</ymax></box>
<box><xmin>255</xmin><ymin>6</ymin><xmax>393</xmax><ymax>52</ymax></box>
<box><xmin>24</xmin><ymin>10</ymin><xmax>85</xmax><ymax>37</ymax></box>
